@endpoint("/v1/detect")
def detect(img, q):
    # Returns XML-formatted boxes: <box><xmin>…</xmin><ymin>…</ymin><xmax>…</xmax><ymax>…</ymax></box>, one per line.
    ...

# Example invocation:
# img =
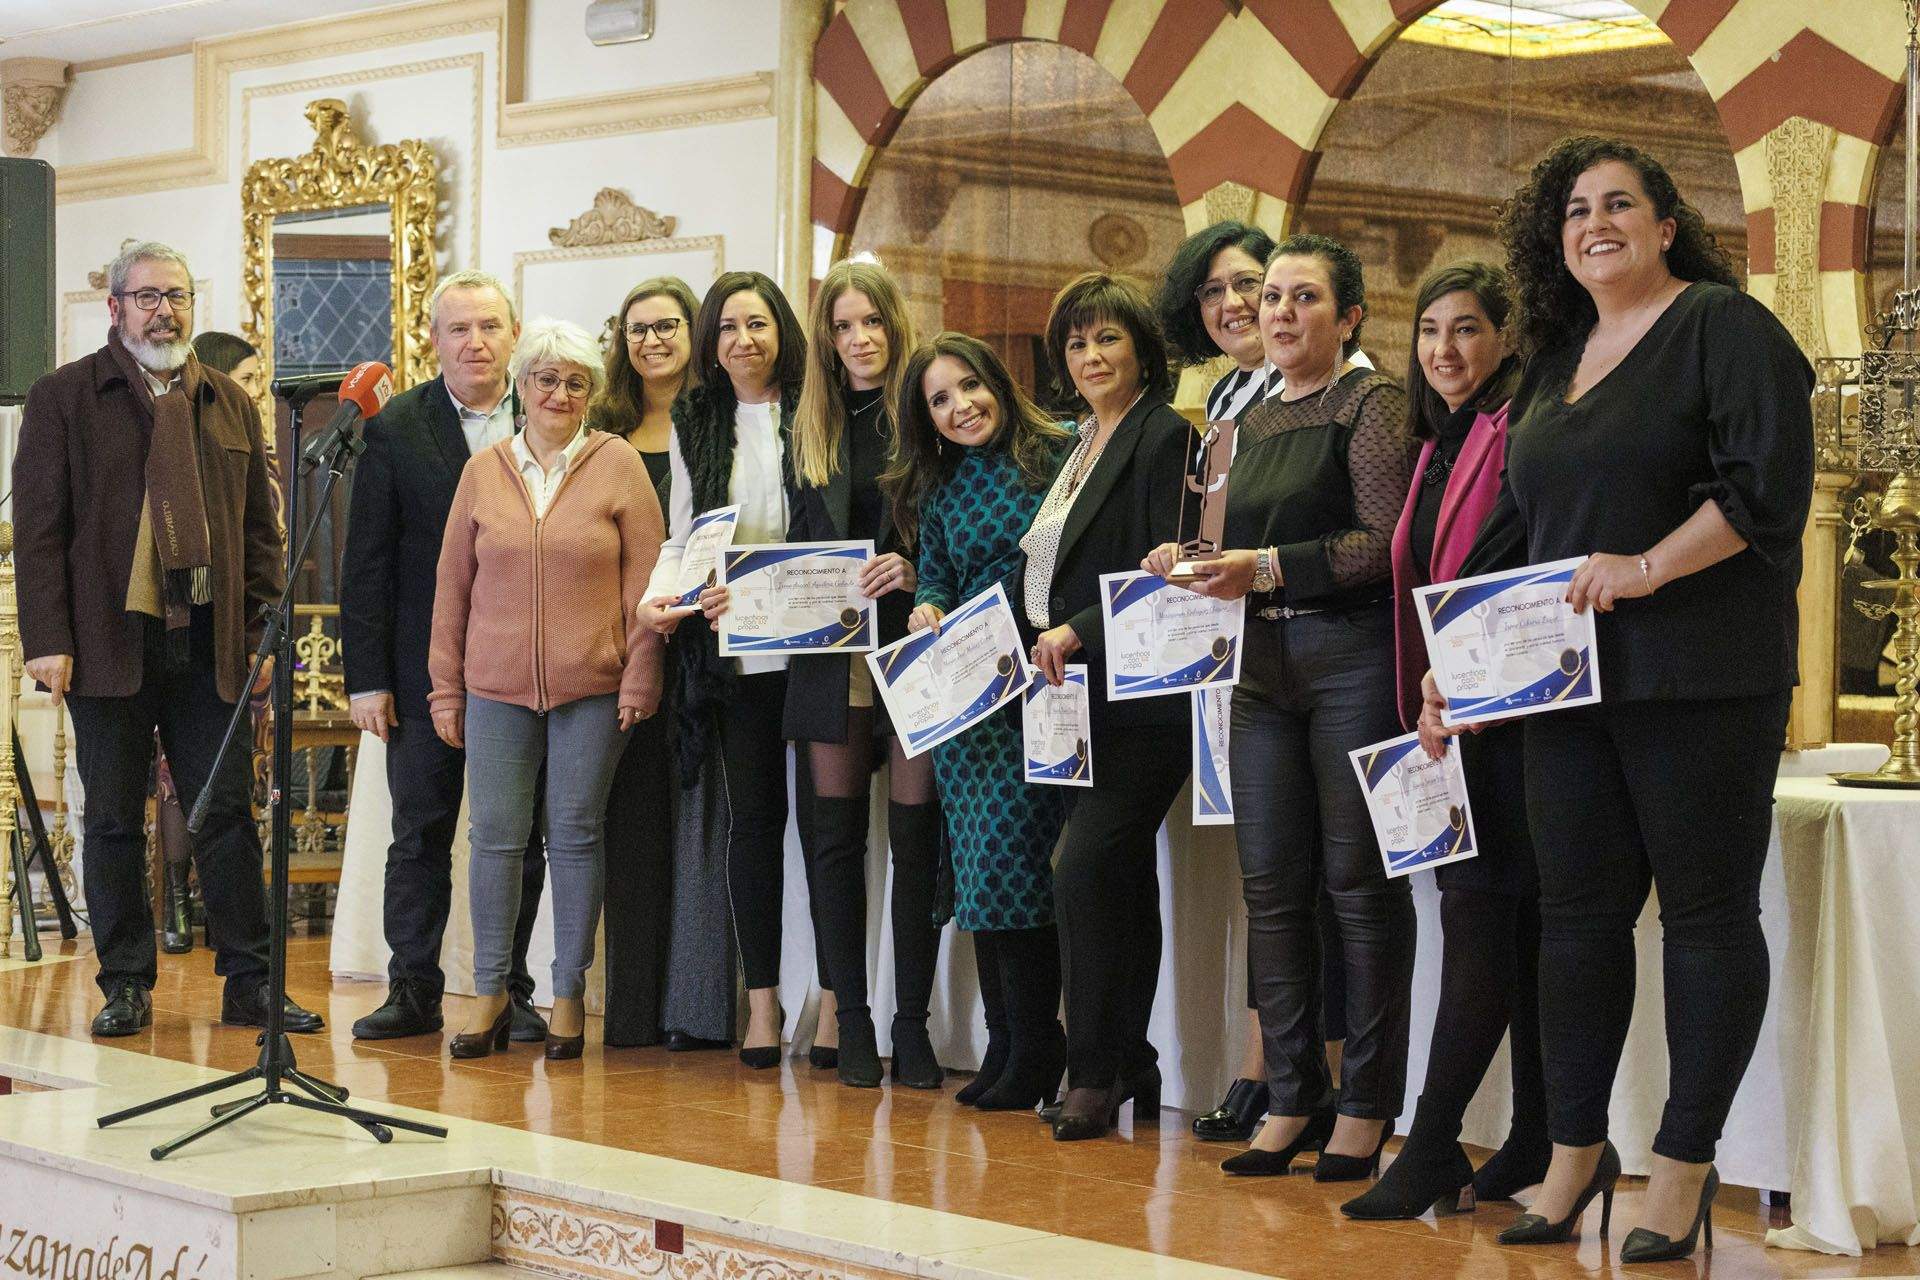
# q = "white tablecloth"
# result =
<box><xmin>332</xmin><ymin>736</ymin><xmax>1918</xmax><ymax>1255</ymax></box>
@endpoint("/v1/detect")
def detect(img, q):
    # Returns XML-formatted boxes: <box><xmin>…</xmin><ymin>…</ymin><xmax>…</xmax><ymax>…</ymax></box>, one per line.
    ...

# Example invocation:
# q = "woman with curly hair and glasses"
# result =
<box><xmin>1463</xmin><ymin>136</ymin><xmax>1812</xmax><ymax>1262</ymax></box>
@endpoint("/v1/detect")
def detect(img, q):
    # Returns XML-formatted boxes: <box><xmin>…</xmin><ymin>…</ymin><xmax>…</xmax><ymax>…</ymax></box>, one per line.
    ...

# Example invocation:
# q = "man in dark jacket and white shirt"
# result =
<box><xmin>340</xmin><ymin>269</ymin><xmax>548</xmax><ymax>1041</ymax></box>
<box><xmin>12</xmin><ymin>240</ymin><xmax>323</xmax><ymax>1037</ymax></box>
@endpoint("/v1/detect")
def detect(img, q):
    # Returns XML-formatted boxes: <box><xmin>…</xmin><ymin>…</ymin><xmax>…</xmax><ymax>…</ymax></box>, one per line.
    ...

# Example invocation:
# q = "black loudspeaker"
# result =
<box><xmin>0</xmin><ymin>157</ymin><xmax>56</xmax><ymax>407</ymax></box>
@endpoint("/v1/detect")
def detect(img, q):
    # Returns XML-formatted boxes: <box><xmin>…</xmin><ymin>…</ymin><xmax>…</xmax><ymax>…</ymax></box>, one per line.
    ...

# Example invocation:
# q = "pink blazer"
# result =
<box><xmin>1389</xmin><ymin>401</ymin><xmax>1511</xmax><ymax>731</ymax></box>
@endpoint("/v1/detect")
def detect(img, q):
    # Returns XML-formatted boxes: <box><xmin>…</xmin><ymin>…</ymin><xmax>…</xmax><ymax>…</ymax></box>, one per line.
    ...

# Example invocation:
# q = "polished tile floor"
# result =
<box><xmin>3</xmin><ymin>934</ymin><xmax>1916</xmax><ymax>1280</ymax></box>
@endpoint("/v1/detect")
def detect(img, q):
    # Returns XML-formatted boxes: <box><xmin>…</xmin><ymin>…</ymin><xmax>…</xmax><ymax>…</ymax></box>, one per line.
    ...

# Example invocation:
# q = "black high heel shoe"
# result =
<box><xmin>1220</xmin><ymin>1105</ymin><xmax>1336</xmax><ymax>1176</ymax></box>
<box><xmin>1051</xmin><ymin>1070</ymin><xmax>1159</xmax><ymax>1141</ymax></box>
<box><xmin>1620</xmin><ymin>1165</ymin><xmax>1717</xmax><ymax>1263</ymax></box>
<box><xmin>1193</xmin><ymin>1079</ymin><xmax>1268</xmax><ymax>1142</ymax></box>
<box><xmin>1497</xmin><ymin>1141</ymin><xmax>1621</xmax><ymax>1246</ymax></box>
<box><xmin>1313</xmin><ymin>1121</ymin><xmax>1393</xmax><ymax>1182</ymax></box>
<box><xmin>739</xmin><ymin>1004</ymin><xmax>785</xmax><ymax>1070</ymax></box>
<box><xmin>975</xmin><ymin>1023</ymin><xmax>1066</xmax><ymax>1112</ymax></box>
<box><xmin>448</xmin><ymin>1002</ymin><xmax>512</xmax><ymax>1060</ymax></box>
<box><xmin>809</xmin><ymin>1043</ymin><xmax>840</xmax><ymax>1070</ymax></box>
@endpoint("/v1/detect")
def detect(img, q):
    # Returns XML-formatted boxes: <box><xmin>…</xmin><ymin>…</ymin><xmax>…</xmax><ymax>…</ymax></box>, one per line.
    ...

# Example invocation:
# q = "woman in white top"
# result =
<box><xmin>638</xmin><ymin>270</ymin><xmax>814</xmax><ymax>1068</ymax></box>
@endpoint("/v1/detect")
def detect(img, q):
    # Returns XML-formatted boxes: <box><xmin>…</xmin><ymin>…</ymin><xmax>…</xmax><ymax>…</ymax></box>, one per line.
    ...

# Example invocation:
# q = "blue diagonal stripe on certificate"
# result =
<box><xmin>727</xmin><ymin>544</ymin><xmax>866</xmax><ymax>577</ymax></box>
<box><xmin>1027</xmin><ymin>752</ymin><xmax>1089</xmax><ymax>780</ymax></box>
<box><xmin>1193</xmin><ymin>710</ymin><xmax>1230</xmax><ymax>817</ymax></box>
<box><xmin>1357</xmin><ymin>738</ymin><xmax>1422</xmax><ymax>790</ymax></box>
<box><xmin>874</xmin><ymin>591</ymin><xmax>994</xmax><ymax>687</ymax></box>
<box><xmin>725</xmin><ymin>613</ymin><xmax>871</xmax><ymax>652</ymax></box>
<box><xmin>1112</xmin><ymin>636</ymin><xmax>1238</xmax><ymax>694</ymax></box>
<box><xmin>1107</xmin><ymin>573</ymin><xmax>1168</xmax><ymax>617</ymax></box>
<box><xmin>1446</xmin><ymin>648</ymin><xmax>1594</xmax><ymax>720</ymax></box>
<box><xmin>1388</xmin><ymin>817</ymin><xmax>1474</xmax><ymax>872</ymax></box>
<box><xmin>906</xmin><ymin>646</ymin><xmax>1025</xmax><ymax>752</ymax></box>
<box><xmin>1423</xmin><ymin>564</ymin><xmax>1575</xmax><ymax>634</ymax></box>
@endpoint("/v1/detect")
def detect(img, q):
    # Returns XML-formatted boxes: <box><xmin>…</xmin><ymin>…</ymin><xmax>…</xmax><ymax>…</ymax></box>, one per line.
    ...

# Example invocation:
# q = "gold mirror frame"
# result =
<box><xmin>240</xmin><ymin>98</ymin><xmax>440</xmax><ymax>422</ymax></box>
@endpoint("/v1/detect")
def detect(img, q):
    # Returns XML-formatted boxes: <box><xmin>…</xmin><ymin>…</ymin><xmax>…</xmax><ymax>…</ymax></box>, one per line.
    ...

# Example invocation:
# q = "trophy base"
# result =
<box><xmin>1831</xmin><ymin>766</ymin><xmax>1920</xmax><ymax>789</ymax></box>
<box><xmin>1166</xmin><ymin>560</ymin><xmax>1211</xmax><ymax>584</ymax></box>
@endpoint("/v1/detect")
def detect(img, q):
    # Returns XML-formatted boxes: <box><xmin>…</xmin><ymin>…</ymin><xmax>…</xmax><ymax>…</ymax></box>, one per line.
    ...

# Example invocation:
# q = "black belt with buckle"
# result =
<box><xmin>1251</xmin><ymin>593</ymin><xmax>1388</xmax><ymax>623</ymax></box>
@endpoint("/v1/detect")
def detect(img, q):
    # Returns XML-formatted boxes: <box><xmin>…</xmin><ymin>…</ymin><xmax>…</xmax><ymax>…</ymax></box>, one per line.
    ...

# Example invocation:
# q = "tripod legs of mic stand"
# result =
<box><xmin>8</xmin><ymin>826</ymin><xmax>42</xmax><ymax>961</ymax></box>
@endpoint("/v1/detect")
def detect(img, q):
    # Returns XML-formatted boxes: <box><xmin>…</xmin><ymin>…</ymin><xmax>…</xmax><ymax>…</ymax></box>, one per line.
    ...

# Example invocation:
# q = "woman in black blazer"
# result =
<box><xmin>783</xmin><ymin>259</ymin><xmax>943</xmax><ymax>1090</ymax></box>
<box><xmin>1020</xmin><ymin>272</ymin><xmax>1194</xmax><ymax>1141</ymax></box>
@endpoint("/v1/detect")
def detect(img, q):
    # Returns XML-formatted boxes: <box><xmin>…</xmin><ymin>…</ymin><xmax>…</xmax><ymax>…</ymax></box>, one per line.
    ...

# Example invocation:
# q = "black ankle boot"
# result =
<box><xmin>1473</xmin><ymin>1130</ymin><xmax>1554</xmax><ymax>1201</ymax></box>
<box><xmin>891</xmin><ymin>1017</ymin><xmax>944</xmax><ymax>1089</ymax></box>
<box><xmin>160</xmin><ymin>859</ymin><xmax>193</xmax><ymax>954</ymax></box>
<box><xmin>1341</xmin><ymin>1098</ymin><xmax>1476</xmax><ymax>1218</ymax></box>
<box><xmin>957</xmin><ymin>933</ymin><xmax>1009</xmax><ymax>1106</ymax></box>
<box><xmin>837</xmin><ymin>1014</ymin><xmax>882</xmax><ymax>1088</ymax></box>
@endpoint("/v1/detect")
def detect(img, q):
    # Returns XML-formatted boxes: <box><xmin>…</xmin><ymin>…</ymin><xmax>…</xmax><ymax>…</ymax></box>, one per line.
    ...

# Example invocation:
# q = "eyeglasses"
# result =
<box><xmin>1193</xmin><ymin>273</ymin><xmax>1263</xmax><ymax>310</ymax></box>
<box><xmin>116</xmin><ymin>288</ymin><xmax>195</xmax><ymax>312</ymax></box>
<box><xmin>528</xmin><ymin>370</ymin><xmax>592</xmax><ymax>400</ymax></box>
<box><xmin>624</xmin><ymin>317</ymin><xmax>684</xmax><ymax>342</ymax></box>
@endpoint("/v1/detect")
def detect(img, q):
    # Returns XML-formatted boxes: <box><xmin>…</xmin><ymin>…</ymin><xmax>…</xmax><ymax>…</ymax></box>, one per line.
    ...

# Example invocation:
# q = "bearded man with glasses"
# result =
<box><xmin>13</xmin><ymin>240</ymin><xmax>324</xmax><ymax>1037</ymax></box>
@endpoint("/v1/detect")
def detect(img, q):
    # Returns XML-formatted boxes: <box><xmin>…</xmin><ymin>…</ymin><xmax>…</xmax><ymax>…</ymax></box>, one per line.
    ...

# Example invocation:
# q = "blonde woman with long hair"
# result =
<box><xmin>782</xmin><ymin>259</ymin><xmax>942</xmax><ymax>1090</ymax></box>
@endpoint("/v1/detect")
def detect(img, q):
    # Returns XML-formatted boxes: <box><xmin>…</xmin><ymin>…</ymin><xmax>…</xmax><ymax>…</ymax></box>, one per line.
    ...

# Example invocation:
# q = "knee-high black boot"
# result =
<box><xmin>888</xmin><ymin>799</ymin><xmax>945</xmax><ymax>1089</ymax></box>
<box><xmin>808</xmin><ymin>795</ymin><xmax>881</xmax><ymax>1087</ymax></box>
<box><xmin>977</xmin><ymin>923</ymin><xmax>1066</xmax><ymax>1110</ymax></box>
<box><xmin>957</xmin><ymin>932</ymin><xmax>1009</xmax><ymax>1106</ymax></box>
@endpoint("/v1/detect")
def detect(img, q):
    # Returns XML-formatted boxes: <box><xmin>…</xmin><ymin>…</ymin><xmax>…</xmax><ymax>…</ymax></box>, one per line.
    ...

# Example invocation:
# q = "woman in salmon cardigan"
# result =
<box><xmin>1341</xmin><ymin>261</ymin><xmax>1549</xmax><ymax>1220</ymax></box>
<box><xmin>429</xmin><ymin>317</ymin><xmax>666</xmax><ymax>1063</ymax></box>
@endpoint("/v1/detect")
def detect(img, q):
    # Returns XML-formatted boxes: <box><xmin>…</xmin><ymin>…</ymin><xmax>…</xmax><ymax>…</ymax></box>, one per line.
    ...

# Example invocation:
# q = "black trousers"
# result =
<box><xmin>718</xmin><ymin>671</ymin><xmax>791</xmax><ymax>990</ymax></box>
<box><xmin>602</xmin><ymin>711</ymin><xmax>672</xmax><ymax>1045</ymax></box>
<box><xmin>66</xmin><ymin>607</ymin><xmax>269</xmax><ymax>996</ymax></box>
<box><xmin>1230</xmin><ymin>606</ymin><xmax>1414</xmax><ymax>1120</ymax></box>
<box><xmin>1053</xmin><ymin>723</ymin><xmax>1189</xmax><ymax>1091</ymax></box>
<box><xmin>1526</xmin><ymin>692</ymin><xmax>1790</xmax><ymax>1163</ymax></box>
<box><xmin>383</xmin><ymin>716</ymin><xmax>544</xmax><ymax>1002</ymax></box>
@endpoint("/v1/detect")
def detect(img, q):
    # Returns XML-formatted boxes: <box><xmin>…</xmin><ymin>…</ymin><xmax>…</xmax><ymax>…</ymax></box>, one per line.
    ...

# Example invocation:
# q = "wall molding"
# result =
<box><xmin>52</xmin><ymin>0</ymin><xmax>774</xmax><ymax>204</ymax></box>
<box><xmin>511</xmin><ymin>234</ymin><xmax>725</xmax><ymax>314</ymax></box>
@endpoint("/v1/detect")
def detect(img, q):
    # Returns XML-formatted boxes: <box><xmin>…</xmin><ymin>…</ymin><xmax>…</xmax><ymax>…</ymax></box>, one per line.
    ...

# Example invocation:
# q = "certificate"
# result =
<box><xmin>1098</xmin><ymin>570</ymin><xmax>1244</xmax><ymax>701</ymax></box>
<box><xmin>868</xmin><ymin>584</ymin><xmax>1034</xmax><ymax>759</ymax></box>
<box><xmin>1348</xmin><ymin>731</ymin><xmax>1477</xmax><ymax>879</ymax></box>
<box><xmin>717</xmin><ymin>540</ymin><xmax>876</xmax><ymax>655</ymax></box>
<box><xmin>1413</xmin><ymin>556</ymin><xmax>1600</xmax><ymax>727</ymax></box>
<box><xmin>1191</xmin><ymin>684</ymin><xmax>1233</xmax><ymax>825</ymax></box>
<box><xmin>670</xmin><ymin>504</ymin><xmax>740</xmax><ymax>611</ymax></box>
<box><xmin>1024</xmin><ymin>664</ymin><xmax>1092</xmax><ymax>787</ymax></box>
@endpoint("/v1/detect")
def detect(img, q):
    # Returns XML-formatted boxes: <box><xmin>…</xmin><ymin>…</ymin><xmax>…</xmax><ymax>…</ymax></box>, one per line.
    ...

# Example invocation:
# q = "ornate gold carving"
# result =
<box><xmin>1</xmin><ymin>59</ymin><xmax>70</xmax><ymax>158</ymax></box>
<box><xmin>240</xmin><ymin>98</ymin><xmax>440</xmax><ymax>398</ymax></box>
<box><xmin>549</xmin><ymin>190</ymin><xmax>677</xmax><ymax>248</ymax></box>
<box><xmin>87</xmin><ymin>238</ymin><xmax>140</xmax><ymax>292</ymax></box>
<box><xmin>1204</xmin><ymin>180</ymin><xmax>1257</xmax><ymax>226</ymax></box>
<box><xmin>294</xmin><ymin>609</ymin><xmax>345</xmax><ymax>714</ymax></box>
<box><xmin>1765</xmin><ymin>115</ymin><xmax>1835</xmax><ymax>360</ymax></box>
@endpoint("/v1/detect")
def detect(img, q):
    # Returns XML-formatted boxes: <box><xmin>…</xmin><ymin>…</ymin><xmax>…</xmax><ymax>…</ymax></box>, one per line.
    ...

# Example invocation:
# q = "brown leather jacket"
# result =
<box><xmin>12</xmin><ymin>344</ymin><xmax>283</xmax><ymax>703</ymax></box>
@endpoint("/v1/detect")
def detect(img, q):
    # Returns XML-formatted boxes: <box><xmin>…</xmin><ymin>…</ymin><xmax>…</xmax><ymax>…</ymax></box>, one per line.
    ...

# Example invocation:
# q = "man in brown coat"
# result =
<box><xmin>12</xmin><ymin>240</ymin><xmax>324</xmax><ymax>1037</ymax></box>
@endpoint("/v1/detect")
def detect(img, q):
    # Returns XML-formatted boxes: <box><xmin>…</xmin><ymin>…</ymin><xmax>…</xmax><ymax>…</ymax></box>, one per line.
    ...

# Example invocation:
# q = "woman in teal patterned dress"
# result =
<box><xmin>885</xmin><ymin>332</ymin><xmax>1074</xmax><ymax>1110</ymax></box>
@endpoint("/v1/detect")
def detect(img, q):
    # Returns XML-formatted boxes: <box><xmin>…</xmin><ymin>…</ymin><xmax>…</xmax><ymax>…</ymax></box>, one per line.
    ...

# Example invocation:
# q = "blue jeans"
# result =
<box><xmin>1230</xmin><ymin>602</ymin><xmax>1414</xmax><ymax>1119</ymax></box>
<box><xmin>464</xmin><ymin>693</ymin><xmax>627</xmax><ymax>1000</ymax></box>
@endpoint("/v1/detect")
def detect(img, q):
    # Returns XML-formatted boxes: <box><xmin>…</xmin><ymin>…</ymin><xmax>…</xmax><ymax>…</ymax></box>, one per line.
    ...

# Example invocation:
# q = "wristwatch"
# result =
<box><xmin>1251</xmin><ymin>548</ymin><xmax>1276</xmax><ymax>595</ymax></box>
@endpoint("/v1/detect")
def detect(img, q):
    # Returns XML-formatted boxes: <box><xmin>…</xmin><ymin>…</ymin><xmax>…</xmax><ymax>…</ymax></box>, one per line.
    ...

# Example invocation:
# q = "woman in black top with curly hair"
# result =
<box><xmin>1476</xmin><ymin>137</ymin><xmax>1812</xmax><ymax>1262</ymax></box>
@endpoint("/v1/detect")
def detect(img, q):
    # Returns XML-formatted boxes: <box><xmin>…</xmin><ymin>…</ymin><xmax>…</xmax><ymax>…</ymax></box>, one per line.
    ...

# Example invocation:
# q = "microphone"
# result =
<box><xmin>298</xmin><ymin>361</ymin><xmax>392</xmax><ymax>473</ymax></box>
<box><xmin>271</xmin><ymin>369</ymin><xmax>350</xmax><ymax>403</ymax></box>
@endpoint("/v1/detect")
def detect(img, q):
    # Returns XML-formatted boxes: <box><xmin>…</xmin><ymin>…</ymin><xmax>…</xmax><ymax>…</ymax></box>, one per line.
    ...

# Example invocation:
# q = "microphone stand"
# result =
<box><xmin>96</xmin><ymin>390</ymin><xmax>446</xmax><ymax>1159</ymax></box>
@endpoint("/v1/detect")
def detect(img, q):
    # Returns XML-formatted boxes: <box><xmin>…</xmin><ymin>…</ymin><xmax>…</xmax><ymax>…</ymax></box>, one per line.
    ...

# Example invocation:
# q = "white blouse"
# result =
<box><xmin>645</xmin><ymin>398</ymin><xmax>791</xmax><ymax>675</ymax></box>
